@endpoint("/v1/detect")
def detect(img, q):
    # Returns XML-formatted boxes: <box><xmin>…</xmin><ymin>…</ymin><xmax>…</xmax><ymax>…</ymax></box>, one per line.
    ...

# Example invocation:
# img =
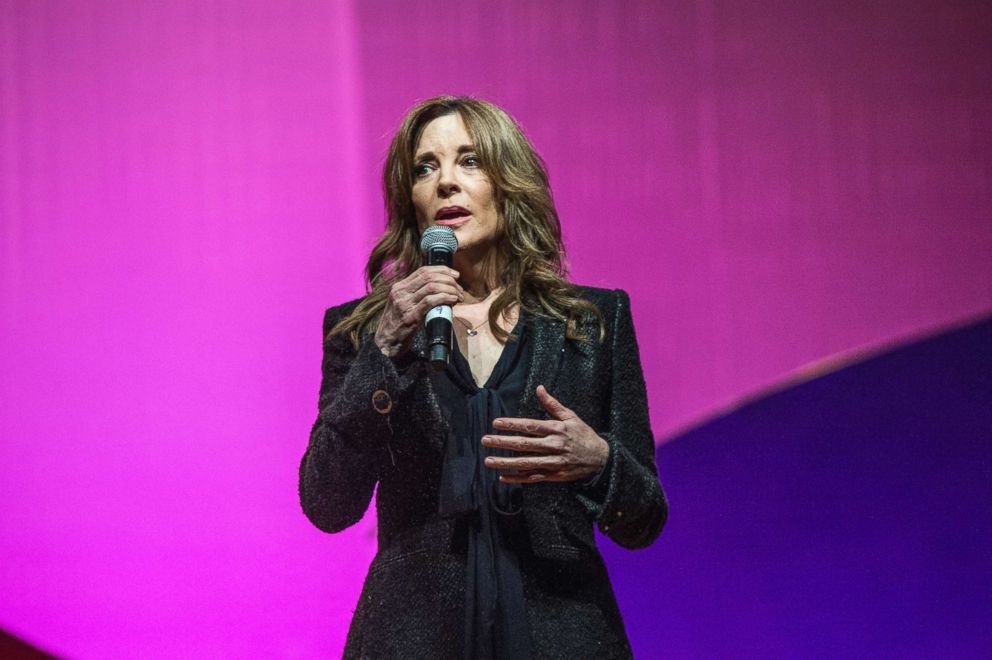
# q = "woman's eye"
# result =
<box><xmin>413</xmin><ymin>163</ymin><xmax>435</xmax><ymax>177</ymax></box>
<box><xmin>462</xmin><ymin>156</ymin><xmax>481</xmax><ymax>168</ymax></box>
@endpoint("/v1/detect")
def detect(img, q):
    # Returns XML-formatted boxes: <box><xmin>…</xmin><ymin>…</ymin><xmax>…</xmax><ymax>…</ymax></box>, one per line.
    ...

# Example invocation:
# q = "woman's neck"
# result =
<box><xmin>454</xmin><ymin>250</ymin><xmax>502</xmax><ymax>303</ymax></box>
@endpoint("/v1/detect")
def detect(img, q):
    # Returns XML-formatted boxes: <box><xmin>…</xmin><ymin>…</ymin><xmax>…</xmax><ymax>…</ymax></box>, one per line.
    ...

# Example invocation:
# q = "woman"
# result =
<box><xmin>299</xmin><ymin>96</ymin><xmax>667</xmax><ymax>659</ymax></box>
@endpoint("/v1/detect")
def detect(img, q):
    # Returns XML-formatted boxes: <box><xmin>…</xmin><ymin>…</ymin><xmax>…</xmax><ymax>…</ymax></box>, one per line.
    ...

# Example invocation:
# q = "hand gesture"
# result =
<box><xmin>482</xmin><ymin>385</ymin><xmax>609</xmax><ymax>483</ymax></box>
<box><xmin>374</xmin><ymin>266</ymin><xmax>463</xmax><ymax>358</ymax></box>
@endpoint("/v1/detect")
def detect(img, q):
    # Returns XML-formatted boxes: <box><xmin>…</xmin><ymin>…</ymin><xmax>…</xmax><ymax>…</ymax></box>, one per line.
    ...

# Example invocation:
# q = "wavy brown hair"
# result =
<box><xmin>332</xmin><ymin>95</ymin><xmax>604</xmax><ymax>346</ymax></box>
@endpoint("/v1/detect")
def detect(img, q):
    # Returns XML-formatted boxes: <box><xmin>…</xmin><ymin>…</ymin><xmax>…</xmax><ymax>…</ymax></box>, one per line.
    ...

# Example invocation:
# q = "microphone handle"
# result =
<box><xmin>426</xmin><ymin>247</ymin><xmax>453</xmax><ymax>369</ymax></box>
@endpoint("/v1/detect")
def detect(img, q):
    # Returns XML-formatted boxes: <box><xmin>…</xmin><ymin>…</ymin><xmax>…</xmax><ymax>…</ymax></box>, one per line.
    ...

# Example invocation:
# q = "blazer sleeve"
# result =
<box><xmin>577</xmin><ymin>289</ymin><xmax>668</xmax><ymax>549</ymax></box>
<box><xmin>298</xmin><ymin>305</ymin><xmax>420</xmax><ymax>533</ymax></box>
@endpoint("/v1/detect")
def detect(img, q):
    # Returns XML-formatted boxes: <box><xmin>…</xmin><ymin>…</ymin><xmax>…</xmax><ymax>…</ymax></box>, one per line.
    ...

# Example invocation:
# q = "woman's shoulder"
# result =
<box><xmin>569</xmin><ymin>283</ymin><xmax>630</xmax><ymax>312</ymax></box>
<box><xmin>321</xmin><ymin>294</ymin><xmax>369</xmax><ymax>336</ymax></box>
<box><xmin>325</xmin><ymin>295</ymin><xmax>366</xmax><ymax>317</ymax></box>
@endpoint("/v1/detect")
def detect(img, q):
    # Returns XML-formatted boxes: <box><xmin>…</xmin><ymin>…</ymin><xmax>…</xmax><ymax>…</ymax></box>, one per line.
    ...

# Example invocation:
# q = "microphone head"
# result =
<box><xmin>419</xmin><ymin>225</ymin><xmax>458</xmax><ymax>255</ymax></box>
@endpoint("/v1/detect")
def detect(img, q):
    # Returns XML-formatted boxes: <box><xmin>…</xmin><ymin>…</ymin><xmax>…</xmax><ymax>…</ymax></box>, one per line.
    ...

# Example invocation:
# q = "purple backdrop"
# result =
<box><xmin>611</xmin><ymin>316</ymin><xmax>992</xmax><ymax>657</ymax></box>
<box><xmin>1</xmin><ymin>0</ymin><xmax>990</xmax><ymax>656</ymax></box>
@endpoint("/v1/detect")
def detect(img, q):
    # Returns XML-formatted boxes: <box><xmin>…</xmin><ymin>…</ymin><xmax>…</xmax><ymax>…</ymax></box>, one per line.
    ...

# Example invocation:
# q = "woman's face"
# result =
<box><xmin>411</xmin><ymin>113</ymin><xmax>500</xmax><ymax>257</ymax></box>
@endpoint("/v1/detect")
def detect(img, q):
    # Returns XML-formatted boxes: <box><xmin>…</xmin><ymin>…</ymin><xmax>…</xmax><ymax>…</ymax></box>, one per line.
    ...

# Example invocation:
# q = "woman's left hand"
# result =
<box><xmin>481</xmin><ymin>385</ymin><xmax>609</xmax><ymax>483</ymax></box>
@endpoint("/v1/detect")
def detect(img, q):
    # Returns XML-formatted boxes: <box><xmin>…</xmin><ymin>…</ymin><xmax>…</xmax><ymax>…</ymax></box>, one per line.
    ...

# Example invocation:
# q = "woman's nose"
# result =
<box><xmin>437</xmin><ymin>167</ymin><xmax>460</xmax><ymax>197</ymax></box>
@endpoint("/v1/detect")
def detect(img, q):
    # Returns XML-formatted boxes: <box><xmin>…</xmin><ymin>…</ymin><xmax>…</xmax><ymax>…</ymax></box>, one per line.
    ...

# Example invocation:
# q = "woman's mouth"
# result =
<box><xmin>435</xmin><ymin>206</ymin><xmax>471</xmax><ymax>227</ymax></box>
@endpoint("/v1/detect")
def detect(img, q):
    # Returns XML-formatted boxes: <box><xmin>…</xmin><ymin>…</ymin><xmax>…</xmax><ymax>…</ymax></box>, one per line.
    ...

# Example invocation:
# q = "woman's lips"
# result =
<box><xmin>435</xmin><ymin>215</ymin><xmax>471</xmax><ymax>227</ymax></box>
<box><xmin>435</xmin><ymin>205</ymin><xmax>471</xmax><ymax>227</ymax></box>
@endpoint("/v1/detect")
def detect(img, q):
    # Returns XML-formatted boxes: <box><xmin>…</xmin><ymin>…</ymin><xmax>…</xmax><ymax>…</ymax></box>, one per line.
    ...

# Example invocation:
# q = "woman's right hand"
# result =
<box><xmin>374</xmin><ymin>266</ymin><xmax>464</xmax><ymax>358</ymax></box>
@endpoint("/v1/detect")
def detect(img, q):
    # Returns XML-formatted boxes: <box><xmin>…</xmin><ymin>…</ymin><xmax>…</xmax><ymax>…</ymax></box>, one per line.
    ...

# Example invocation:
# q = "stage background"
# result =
<box><xmin>1</xmin><ymin>0</ymin><xmax>990</xmax><ymax>656</ymax></box>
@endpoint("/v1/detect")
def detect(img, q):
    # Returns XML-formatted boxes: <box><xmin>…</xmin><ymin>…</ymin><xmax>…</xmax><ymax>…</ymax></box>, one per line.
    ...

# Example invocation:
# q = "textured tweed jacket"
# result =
<box><xmin>299</xmin><ymin>285</ymin><xmax>668</xmax><ymax>659</ymax></box>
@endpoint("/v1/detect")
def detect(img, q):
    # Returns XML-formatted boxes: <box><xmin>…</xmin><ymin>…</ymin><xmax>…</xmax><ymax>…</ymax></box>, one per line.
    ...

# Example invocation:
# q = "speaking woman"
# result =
<box><xmin>299</xmin><ymin>96</ymin><xmax>667</xmax><ymax>659</ymax></box>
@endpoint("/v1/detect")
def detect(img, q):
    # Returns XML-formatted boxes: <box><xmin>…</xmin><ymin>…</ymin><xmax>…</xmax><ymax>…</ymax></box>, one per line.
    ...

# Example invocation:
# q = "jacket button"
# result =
<box><xmin>371</xmin><ymin>389</ymin><xmax>392</xmax><ymax>415</ymax></box>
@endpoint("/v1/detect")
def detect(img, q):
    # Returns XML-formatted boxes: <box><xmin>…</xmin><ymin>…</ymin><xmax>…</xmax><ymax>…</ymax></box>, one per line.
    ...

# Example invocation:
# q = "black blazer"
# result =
<box><xmin>300</xmin><ymin>285</ymin><xmax>667</xmax><ymax>658</ymax></box>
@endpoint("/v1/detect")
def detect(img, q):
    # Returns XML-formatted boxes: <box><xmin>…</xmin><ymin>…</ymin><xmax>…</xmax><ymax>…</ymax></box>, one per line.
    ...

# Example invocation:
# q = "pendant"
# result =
<box><xmin>467</xmin><ymin>329</ymin><xmax>478</xmax><ymax>337</ymax></box>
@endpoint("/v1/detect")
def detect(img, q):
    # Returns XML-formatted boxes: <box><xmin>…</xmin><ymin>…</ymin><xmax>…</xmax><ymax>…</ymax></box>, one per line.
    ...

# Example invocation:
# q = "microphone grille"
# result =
<box><xmin>419</xmin><ymin>225</ymin><xmax>458</xmax><ymax>254</ymax></box>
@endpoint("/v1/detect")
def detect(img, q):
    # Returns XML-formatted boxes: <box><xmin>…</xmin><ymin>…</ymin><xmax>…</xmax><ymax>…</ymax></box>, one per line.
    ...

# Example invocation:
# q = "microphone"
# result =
<box><xmin>419</xmin><ymin>225</ymin><xmax>459</xmax><ymax>369</ymax></box>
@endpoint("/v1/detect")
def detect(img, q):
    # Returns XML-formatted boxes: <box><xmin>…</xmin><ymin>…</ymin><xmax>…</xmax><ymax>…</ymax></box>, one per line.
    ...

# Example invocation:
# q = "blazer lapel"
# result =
<box><xmin>406</xmin><ymin>327</ymin><xmax>449</xmax><ymax>453</ymax></box>
<box><xmin>518</xmin><ymin>315</ymin><xmax>567</xmax><ymax>419</ymax></box>
<box><xmin>410</xmin><ymin>314</ymin><xmax>567</xmax><ymax>451</ymax></box>
<box><xmin>410</xmin><ymin>325</ymin><xmax>428</xmax><ymax>358</ymax></box>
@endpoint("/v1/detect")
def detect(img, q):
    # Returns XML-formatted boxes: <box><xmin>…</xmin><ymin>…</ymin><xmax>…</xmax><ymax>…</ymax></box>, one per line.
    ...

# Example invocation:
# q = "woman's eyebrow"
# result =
<box><xmin>414</xmin><ymin>145</ymin><xmax>477</xmax><ymax>163</ymax></box>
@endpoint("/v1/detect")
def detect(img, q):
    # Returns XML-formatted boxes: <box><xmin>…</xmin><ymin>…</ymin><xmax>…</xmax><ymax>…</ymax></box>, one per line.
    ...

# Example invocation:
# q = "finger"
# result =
<box><xmin>536</xmin><ymin>384</ymin><xmax>575</xmax><ymax>421</ymax></box>
<box><xmin>415</xmin><ymin>265</ymin><xmax>461</xmax><ymax>282</ymax></box>
<box><xmin>394</xmin><ymin>269</ymin><xmax>459</xmax><ymax>297</ymax></box>
<box><xmin>417</xmin><ymin>292</ymin><xmax>463</xmax><ymax>315</ymax></box>
<box><xmin>392</xmin><ymin>268</ymin><xmax>459</xmax><ymax>299</ymax></box>
<box><xmin>399</xmin><ymin>291</ymin><xmax>460</xmax><ymax>326</ymax></box>
<box><xmin>491</xmin><ymin>417</ymin><xmax>566</xmax><ymax>436</ymax></box>
<box><xmin>412</xmin><ymin>279</ymin><xmax>464</xmax><ymax>302</ymax></box>
<box><xmin>498</xmin><ymin>470</ymin><xmax>584</xmax><ymax>484</ymax></box>
<box><xmin>485</xmin><ymin>455</ymin><xmax>567</xmax><ymax>471</ymax></box>
<box><xmin>417</xmin><ymin>268</ymin><xmax>462</xmax><ymax>283</ymax></box>
<box><xmin>410</xmin><ymin>272</ymin><xmax>463</xmax><ymax>293</ymax></box>
<box><xmin>498</xmin><ymin>471</ymin><xmax>553</xmax><ymax>484</ymax></box>
<box><xmin>481</xmin><ymin>434</ymin><xmax>565</xmax><ymax>453</ymax></box>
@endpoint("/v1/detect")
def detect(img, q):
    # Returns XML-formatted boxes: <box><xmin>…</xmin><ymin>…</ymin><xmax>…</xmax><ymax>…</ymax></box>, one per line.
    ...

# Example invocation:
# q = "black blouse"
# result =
<box><xmin>433</xmin><ymin>316</ymin><xmax>533</xmax><ymax>660</ymax></box>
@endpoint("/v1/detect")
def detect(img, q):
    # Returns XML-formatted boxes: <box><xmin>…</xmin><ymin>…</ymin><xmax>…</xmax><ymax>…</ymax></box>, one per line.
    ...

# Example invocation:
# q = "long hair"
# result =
<box><xmin>332</xmin><ymin>95</ymin><xmax>604</xmax><ymax>346</ymax></box>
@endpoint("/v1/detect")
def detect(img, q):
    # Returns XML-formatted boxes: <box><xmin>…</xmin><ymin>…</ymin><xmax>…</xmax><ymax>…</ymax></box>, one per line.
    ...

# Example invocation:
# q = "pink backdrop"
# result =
<box><xmin>2</xmin><ymin>1</ymin><xmax>990</xmax><ymax>656</ymax></box>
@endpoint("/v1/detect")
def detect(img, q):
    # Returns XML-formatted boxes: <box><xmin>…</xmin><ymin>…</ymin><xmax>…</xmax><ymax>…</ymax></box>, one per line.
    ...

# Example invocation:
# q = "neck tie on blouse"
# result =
<box><xmin>435</xmin><ymin>320</ymin><xmax>533</xmax><ymax>660</ymax></box>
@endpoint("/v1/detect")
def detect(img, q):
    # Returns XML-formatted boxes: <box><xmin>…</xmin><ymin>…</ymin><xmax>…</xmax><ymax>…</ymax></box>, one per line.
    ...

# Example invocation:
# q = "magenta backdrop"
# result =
<box><xmin>2</xmin><ymin>1</ymin><xmax>990</xmax><ymax>657</ymax></box>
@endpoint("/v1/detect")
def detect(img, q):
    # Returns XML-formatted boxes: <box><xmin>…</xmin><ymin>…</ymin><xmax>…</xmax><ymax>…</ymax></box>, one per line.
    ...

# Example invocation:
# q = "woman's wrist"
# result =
<box><xmin>374</xmin><ymin>328</ymin><xmax>407</xmax><ymax>358</ymax></box>
<box><xmin>375</xmin><ymin>340</ymin><xmax>404</xmax><ymax>358</ymax></box>
<box><xmin>583</xmin><ymin>436</ymin><xmax>611</xmax><ymax>487</ymax></box>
